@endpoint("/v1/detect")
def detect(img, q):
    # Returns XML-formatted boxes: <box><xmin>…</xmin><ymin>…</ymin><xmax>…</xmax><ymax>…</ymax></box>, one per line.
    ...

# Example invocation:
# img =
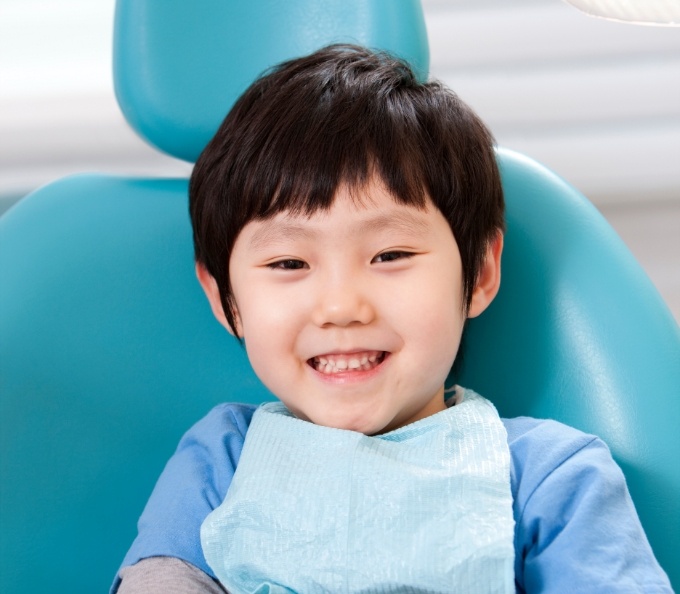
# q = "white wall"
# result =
<box><xmin>424</xmin><ymin>0</ymin><xmax>680</xmax><ymax>206</ymax></box>
<box><xmin>0</xmin><ymin>0</ymin><xmax>191</xmax><ymax>209</ymax></box>
<box><xmin>2</xmin><ymin>0</ymin><xmax>679</xmax><ymax>208</ymax></box>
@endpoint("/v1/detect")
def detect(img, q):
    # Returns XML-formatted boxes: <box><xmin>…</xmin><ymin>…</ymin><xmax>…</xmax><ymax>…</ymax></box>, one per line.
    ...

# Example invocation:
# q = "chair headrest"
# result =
<box><xmin>113</xmin><ymin>0</ymin><xmax>429</xmax><ymax>162</ymax></box>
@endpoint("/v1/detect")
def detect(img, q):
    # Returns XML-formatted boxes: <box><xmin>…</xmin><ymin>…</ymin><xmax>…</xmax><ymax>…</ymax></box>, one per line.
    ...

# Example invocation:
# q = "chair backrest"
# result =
<box><xmin>0</xmin><ymin>1</ymin><xmax>428</xmax><ymax>592</ymax></box>
<box><xmin>458</xmin><ymin>149</ymin><xmax>680</xmax><ymax>587</ymax></box>
<box><xmin>113</xmin><ymin>0</ymin><xmax>429</xmax><ymax>162</ymax></box>
<box><xmin>1</xmin><ymin>1</ymin><xmax>678</xmax><ymax>592</ymax></box>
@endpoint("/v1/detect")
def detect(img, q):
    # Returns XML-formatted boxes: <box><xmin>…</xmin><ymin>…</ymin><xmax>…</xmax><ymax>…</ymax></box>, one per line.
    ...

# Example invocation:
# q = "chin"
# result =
<box><xmin>312</xmin><ymin>413</ymin><xmax>387</xmax><ymax>435</ymax></box>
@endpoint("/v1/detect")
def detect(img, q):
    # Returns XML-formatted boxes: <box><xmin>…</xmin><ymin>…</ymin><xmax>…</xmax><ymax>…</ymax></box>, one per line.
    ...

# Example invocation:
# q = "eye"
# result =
<box><xmin>267</xmin><ymin>259</ymin><xmax>308</xmax><ymax>270</ymax></box>
<box><xmin>372</xmin><ymin>251</ymin><xmax>415</xmax><ymax>264</ymax></box>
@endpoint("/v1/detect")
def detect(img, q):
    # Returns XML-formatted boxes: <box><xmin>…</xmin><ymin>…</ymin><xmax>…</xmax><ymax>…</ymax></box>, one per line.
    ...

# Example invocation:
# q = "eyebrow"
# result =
<box><xmin>248</xmin><ymin>221</ymin><xmax>317</xmax><ymax>252</ymax></box>
<box><xmin>358</xmin><ymin>210</ymin><xmax>431</xmax><ymax>237</ymax></box>
<box><xmin>247</xmin><ymin>208</ymin><xmax>432</xmax><ymax>251</ymax></box>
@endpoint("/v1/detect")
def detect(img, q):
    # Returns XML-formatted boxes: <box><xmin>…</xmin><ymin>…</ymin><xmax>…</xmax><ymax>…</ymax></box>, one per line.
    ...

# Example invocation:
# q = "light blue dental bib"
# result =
<box><xmin>201</xmin><ymin>389</ymin><xmax>515</xmax><ymax>594</ymax></box>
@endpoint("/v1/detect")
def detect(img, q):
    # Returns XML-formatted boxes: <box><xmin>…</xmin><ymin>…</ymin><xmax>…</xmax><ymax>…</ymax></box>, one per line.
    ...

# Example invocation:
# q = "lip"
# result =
<box><xmin>307</xmin><ymin>350</ymin><xmax>390</xmax><ymax>384</ymax></box>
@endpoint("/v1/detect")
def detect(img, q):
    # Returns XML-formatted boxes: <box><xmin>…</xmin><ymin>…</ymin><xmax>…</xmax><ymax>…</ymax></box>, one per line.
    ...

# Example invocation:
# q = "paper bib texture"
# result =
<box><xmin>201</xmin><ymin>389</ymin><xmax>515</xmax><ymax>594</ymax></box>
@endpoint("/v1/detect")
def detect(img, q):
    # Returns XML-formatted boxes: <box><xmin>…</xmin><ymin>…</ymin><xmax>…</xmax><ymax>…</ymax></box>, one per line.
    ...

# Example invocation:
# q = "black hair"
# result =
<box><xmin>190</xmin><ymin>44</ymin><xmax>504</xmax><ymax>335</ymax></box>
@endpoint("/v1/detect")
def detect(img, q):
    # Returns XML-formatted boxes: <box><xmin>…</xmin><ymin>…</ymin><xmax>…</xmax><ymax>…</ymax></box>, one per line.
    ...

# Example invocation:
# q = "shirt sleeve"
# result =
<box><xmin>117</xmin><ymin>557</ymin><xmax>228</xmax><ymax>594</ymax></box>
<box><xmin>110</xmin><ymin>403</ymin><xmax>257</xmax><ymax>594</ymax></box>
<box><xmin>507</xmin><ymin>418</ymin><xmax>673</xmax><ymax>593</ymax></box>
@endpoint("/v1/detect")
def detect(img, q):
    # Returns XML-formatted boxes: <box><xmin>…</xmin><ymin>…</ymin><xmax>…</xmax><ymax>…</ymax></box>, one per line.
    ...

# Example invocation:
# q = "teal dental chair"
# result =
<box><xmin>1</xmin><ymin>1</ymin><xmax>678</xmax><ymax>592</ymax></box>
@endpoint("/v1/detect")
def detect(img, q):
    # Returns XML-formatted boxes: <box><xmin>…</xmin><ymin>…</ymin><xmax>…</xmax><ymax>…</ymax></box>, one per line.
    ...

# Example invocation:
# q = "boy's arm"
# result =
<box><xmin>510</xmin><ymin>419</ymin><xmax>673</xmax><ymax>593</ymax></box>
<box><xmin>118</xmin><ymin>557</ymin><xmax>228</xmax><ymax>594</ymax></box>
<box><xmin>111</xmin><ymin>403</ymin><xmax>257</xmax><ymax>593</ymax></box>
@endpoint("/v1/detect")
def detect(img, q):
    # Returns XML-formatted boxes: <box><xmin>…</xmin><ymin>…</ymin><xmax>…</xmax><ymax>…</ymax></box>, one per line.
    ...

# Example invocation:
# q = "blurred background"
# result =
<box><xmin>1</xmin><ymin>0</ymin><xmax>678</xmax><ymax>320</ymax></box>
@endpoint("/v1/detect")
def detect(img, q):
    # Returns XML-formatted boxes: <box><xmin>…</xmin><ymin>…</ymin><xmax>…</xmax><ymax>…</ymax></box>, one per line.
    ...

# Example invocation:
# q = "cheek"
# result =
<box><xmin>243</xmin><ymin>331</ymin><xmax>295</xmax><ymax>404</ymax></box>
<box><xmin>413</xmin><ymin>314</ymin><xmax>463</xmax><ymax>378</ymax></box>
<box><xmin>237</xmin><ymin>293</ymin><xmax>304</xmax><ymax>389</ymax></box>
<box><xmin>397</xmin><ymin>269</ymin><xmax>466</xmax><ymax>373</ymax></box>
<box><xmin>236</xmin><ymin>283</ymin><xmax>301</xmax><ymax>342</ymax></box>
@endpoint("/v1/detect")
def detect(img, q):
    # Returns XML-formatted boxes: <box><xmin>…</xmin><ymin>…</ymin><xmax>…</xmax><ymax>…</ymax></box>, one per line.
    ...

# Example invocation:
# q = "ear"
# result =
<box><xmin>195</xmin><ymin>262</ymin><xmax>242</xmax><ymax>336</ymax></box>
<box><xmin>467</xmin><ymin>232</ymin><xmax>503</xmax><ymax>319</ymax></box>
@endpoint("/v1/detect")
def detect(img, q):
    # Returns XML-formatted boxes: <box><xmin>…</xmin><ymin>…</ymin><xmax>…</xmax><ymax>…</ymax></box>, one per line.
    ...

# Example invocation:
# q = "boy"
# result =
<box><xmin>113</xmin><ymin>45</ymin><xmax>672</xmax><ymax>593</ymax></box>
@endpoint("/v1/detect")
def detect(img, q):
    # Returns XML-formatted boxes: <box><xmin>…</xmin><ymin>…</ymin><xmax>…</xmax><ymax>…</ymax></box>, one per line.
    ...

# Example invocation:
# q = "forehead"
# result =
<box><xmin>242</xmin><ymin>182</ymin><xmax>444</xmax><ymax>251</ymax></box>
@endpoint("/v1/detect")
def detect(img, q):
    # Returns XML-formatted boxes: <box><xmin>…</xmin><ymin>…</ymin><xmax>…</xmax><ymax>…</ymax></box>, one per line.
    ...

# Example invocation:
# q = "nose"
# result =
<box><xmin>310</xmin><ymin>274</ymin><xmax>375</xmax><ymax>328</ymax></box>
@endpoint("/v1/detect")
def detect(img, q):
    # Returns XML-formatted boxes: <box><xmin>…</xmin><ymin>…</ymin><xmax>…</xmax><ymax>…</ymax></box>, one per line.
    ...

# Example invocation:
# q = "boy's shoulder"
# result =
<box><xmin>172</xmin><ymin>402</ymin><xmax>259</xmax><ymax>475</ymax></box>
<box><xmin>502</xmin><ymin>415</ymin><xmax>600</xmax><ymax>452</ymax></box>
<box><xmin>501</xmin><ymin>417</ymin><xmax>672</xmax><ymax>591</ymax></box>
<box><xmin>502</xmin><ymin>415</ymin><xmax>608</xmax><ymax>475</ymax></box>
<box><xmin>180</xmin><ymin>401</ymin><xmax>259</xmax><ymax>445</ymax></box>
<box><xmin>502</xmin><ymin>415</ymin><xmax>622</xmax><ymax>516</ymax></box>
<box><xmin>191</xmin><ymin>401</ymin><xmax>259</xmax><ymax>430</ymax></box>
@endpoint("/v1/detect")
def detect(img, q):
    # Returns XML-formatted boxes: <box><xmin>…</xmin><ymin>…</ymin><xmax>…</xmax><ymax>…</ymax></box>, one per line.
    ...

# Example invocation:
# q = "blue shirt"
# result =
<box><xmin>113</xmin><ymin>403</ymin><xmax>672</xmax><ymax>593</ymax></box>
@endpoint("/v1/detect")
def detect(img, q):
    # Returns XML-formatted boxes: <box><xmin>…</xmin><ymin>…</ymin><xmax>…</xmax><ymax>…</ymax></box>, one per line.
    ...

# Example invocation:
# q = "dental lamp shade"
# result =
<box><xmin>563</xmin><ymin>0</ymin><xmax>680</xmax><ymax>25</ymax></box>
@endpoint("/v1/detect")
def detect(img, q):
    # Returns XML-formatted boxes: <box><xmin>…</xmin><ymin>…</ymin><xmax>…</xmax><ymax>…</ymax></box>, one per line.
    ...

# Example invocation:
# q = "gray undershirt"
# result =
<box><xmin>117</xmin><ymin>557</ymin><xmax>227</xmax><ymax>594</ymax></box>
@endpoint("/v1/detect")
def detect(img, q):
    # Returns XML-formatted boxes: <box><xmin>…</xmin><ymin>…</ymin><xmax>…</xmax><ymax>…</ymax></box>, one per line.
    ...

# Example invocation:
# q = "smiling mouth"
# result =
<box><xmin>308</xmin><ymin>350</ymin><xmax>387</xmax><ymax>374</ymax></box>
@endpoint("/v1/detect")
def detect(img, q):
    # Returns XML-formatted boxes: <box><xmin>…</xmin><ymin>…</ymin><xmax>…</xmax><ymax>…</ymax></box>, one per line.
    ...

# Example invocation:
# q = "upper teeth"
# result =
<box><xmin>312</xmin><ymin>351</ymin><xmax>382</xmax><ymax>374</ymax></box>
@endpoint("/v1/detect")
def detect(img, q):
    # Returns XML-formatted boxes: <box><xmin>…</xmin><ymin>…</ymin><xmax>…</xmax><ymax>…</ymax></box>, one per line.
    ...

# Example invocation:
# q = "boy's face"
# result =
<box><xmin>199</xmin><ymin>179</ymin><xmax>501</xmax><ymax>435</ymax></box>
